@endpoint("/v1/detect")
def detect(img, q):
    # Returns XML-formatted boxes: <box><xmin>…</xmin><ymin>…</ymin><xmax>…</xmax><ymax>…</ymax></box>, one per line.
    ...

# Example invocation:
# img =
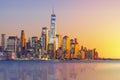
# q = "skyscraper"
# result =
<box><xmin>70</xmin><ymin>38</ymin><xmax>80</xmax><ymax>59</ymax></box>
<box><xmin>48</xmin><ymin>43</ymin><xmax>56</xmax><ymax>59</ymax></box>
<box><xmin>32</xmin><ymin>36</ymin><xmax>38</xmax><ymax>53</ymax></box>
<box><xmin>26</xmin><ymin>38</ymin><xmax>32</xmax><ymax>49</ymax></box>
<box><xmin>73</xmin><ymin>38</ymin><xmax>80</xmax><ymax>59</ymax></box>
<box><xmin>1</xmin><ymin>34</ymin><xmax>6</xmax><ymax>52</ymax></box>
<box><xmin>62</xmin><ymin>36</ymin><xmax>70</xmax><ymax>59</ymax></box>
<box><xmin>49</xmin><ymin>11</ymin><xmax>56</xmax><ymax>44</ymax></box>
<box><xmin>21</xmin><ymin>30</ymin><xmax>26</xmax><ymax>54</ymax></box>
<box><xmin>55</xmin><ymin>34</ymin><xmax>62</xmax><ymax>50</ymax></box>
<box><xmin>48</xmin><ymin>11</ymin><xmax>57</xmax><ymax>59</ymax></box>
<box><xmin>16</xmin><ymin>38</ymin><xmax>21</xmax><ymax>53</ymax></box>
<box><xmin>80</xmin><ymin>46</ymin><xmax>85</xmax><ymax>60</ymax></box>
<box><xmin>6</xmin><ymin>36</ymin><xmax>18</xmax><ymax>53</ymax></box>
<box><xmin>41</xmin><ymin>27</ymin><xmax>48</xmax><ymax>55</ymax></box>
<box><xmin>21</xmin><ymin>30</ymin><xmax>26</xmax><ymax>47</ymax></box>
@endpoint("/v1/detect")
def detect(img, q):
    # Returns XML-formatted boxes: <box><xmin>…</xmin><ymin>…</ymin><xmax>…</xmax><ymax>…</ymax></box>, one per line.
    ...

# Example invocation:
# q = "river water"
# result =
<box><xmin>0</xmin><ymin>60</ymin><xmax>120</xmax><ymax>80</ymax></box>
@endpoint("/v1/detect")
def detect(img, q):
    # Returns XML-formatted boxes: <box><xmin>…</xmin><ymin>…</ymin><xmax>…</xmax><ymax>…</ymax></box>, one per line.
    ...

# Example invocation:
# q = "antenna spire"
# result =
<box><xmin>52</xmin><ymin>5</ymin><xmax>54</xmax><ymax>14</ymax></box>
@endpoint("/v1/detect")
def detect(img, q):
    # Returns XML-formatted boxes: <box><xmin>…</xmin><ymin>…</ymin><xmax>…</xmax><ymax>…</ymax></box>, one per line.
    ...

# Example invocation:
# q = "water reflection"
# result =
<box><xmin>0</xmin><ymin>60</ymin><xmax>120</xmax><ymax>80</ymax></box>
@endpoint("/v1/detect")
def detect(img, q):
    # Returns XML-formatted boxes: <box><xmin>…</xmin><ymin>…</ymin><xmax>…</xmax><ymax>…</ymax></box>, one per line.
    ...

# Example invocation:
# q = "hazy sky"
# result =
<box><xmin>0</xmin><ymin>0</ymin><xmax>120</xmax><ymax>58</ymax></box>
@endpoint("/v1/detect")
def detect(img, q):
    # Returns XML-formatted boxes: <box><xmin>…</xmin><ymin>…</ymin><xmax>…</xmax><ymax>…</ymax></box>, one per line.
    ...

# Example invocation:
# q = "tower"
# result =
<box><xmin>21</xmin><ymin>30</ymin><xmax>26</xmax><ymax>54</ymax></box>
<box><xmin>1</xmin><ymin>34</ymin><xmax>6</xmax><ymax>52</ymax></box>
<box><xmin>26</xmin><ymin>38</ymin><xmax>32</xmax><ymax>49</ymax></box>
<box><xmin>41</xmin><ymin>27</ymin><xmax>48</xmax><ymax>55</ymax></box>
<box><xmin>21</xmin><ymin>30</ymin><xmax>26</xmax><ymax>47</ymax></box>
<box><xmin>73</xmin><ymin>38</ymin><xmax>80</xmax><ymax>59</ymax></box>
<box><xmin>6</xmin><ymin>36</ymin><xmax>18</xmax><ymax>52</ymax></box>
<box><xmin>49</xmin><ymin>11</ymin><xmax>56</xmax><ymax>44</ymax></box>
<box><xmin>55</xmin><ymin>34</ymin><xmax>62</xmax><ymax>50</ymax></box>
<box><xmin>70</xmin><ymin>38</ymin><xmax>80</xmax><ymax>59</ymax></box>
<box><xmin>62</xmin><ymin>36</ymin><xmax>70</xmax><ymax>59</ymax></box>
<box><xmin>32</xmin><ymin>36</ymin><xmax>38</xmax><ymax>53</ymax></box>
<box><xmin>48</xmin><ymin>11</ymin><xmax>57</xmax><ymax>59</ymax></box>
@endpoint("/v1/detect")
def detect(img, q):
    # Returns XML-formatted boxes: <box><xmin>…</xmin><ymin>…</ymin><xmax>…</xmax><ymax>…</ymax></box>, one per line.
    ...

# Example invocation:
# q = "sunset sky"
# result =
<box><xmin>0</xmin><ymin>0</ymin><xmax>120</xmax><ymax>58</ymax></box>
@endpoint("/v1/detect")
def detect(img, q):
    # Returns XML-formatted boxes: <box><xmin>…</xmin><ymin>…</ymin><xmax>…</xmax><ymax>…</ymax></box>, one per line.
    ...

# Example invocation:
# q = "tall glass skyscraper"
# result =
<box><xmin>21</xmin><ymin>30</ymin><xmax>26</xmax><ymax>55</ymax></box>
<box><xmin>6</xmin><ymin>36</ymin><xmax>18</xmax><ymax>53</ymax></box>
<box><xmin>1</xmin><ymin>34</ymin><xmax>6</xmax><ymax>52</ymax></box>
<box><xmin>47</xmin><ymin>11</ymin><xmax>57</xmax><ymax>59</ymax></box>
<box><xmin>41</xmin><ymin>27</ymin><xmax>48</xmax><ymax>55</ymax></box>
<box><xmin>49</xmin><ymin>12</ymin><xmax>56</xmax><ymax>44</ymax></box>
<box><xmin>21</xmin><ymin>30</ymin><xmax>26</xmax><ymax>48</ymax></box>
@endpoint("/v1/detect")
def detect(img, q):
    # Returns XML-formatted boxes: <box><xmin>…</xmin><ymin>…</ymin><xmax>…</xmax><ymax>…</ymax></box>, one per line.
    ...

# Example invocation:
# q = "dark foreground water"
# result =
<box><xmin>0</xmin><ymin>60</ymin><xmax>120</xmax><ymax>80</ymax></box>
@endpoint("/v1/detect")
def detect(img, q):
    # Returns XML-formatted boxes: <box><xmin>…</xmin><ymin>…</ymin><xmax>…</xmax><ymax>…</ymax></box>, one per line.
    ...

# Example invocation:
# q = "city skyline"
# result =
<box><xmin>0</xmin><ymin>0</ymin><xmax>120</xmax><ymax>58</ymax></box>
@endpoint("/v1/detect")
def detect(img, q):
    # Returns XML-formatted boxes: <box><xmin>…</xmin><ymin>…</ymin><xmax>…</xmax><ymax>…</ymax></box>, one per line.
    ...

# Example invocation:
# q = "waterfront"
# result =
<box><xmin>0</xmin><ymin>60</ymin><xmax>120</xmax><ymax>80</ymax></box>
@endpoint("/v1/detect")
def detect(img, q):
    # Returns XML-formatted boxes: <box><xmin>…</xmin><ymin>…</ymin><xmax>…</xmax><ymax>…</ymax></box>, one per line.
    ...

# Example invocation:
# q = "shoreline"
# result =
<box><xmin>0</xmin><ymin>59</ymin><xmax>120</xmax><ymax>63</ymax></box>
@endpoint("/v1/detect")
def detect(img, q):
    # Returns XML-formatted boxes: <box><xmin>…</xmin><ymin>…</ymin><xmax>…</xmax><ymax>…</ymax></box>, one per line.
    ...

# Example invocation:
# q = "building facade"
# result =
<box><xmin>21</xmin><ymin>30</ymin><xmax>26</xmax><ymax>55</ymax></box>
<box><xmin>62</xmin><ymin>36</ymin><xmax>70</xmax><ymax>59</ymax></box>
<box><xmin>55</xmin><ymin>34</ymin><xmax>62</xmax><ymax>50</ymax></box>
<box><xmin>41</xmin><ymin>27</ymin><xmax>48</xmax><ymax>55</ymax></box>
<box><xmin>1</xmin><ymin>34</ymin><xmax>6</xmax><ymax>52</ymax></box>
<box><xmin>49</xmin><ymin>12</ymin><xmax>56</xmax><ymax>44</ymax></box>
<box><xmin>6</xmin><ymin>36</ymin><xmax>18</xmax><ymax>53</ymax></box>
<box><xmin>32</xmin><ymin>36</ymin><xmax>38</xmax><ymax>54</ymax></box>
<box><xmin>70</xmin><ymin>38</ymin><xmax>80</xmax><ymax>59</ymax></box>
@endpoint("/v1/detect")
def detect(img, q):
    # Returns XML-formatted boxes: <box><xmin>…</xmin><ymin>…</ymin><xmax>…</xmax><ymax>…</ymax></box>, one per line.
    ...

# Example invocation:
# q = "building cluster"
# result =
<box><xmin>0</xmin><ymin>12</ymin><xmax>99</xmax><ymax>60</ymax></box>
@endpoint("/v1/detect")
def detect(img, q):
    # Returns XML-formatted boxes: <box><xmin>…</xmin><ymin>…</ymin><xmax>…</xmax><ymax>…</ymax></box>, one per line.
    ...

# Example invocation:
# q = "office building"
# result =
<box><xmin>6</xmin><ymin>36</ymin><xmax>18</xmax><ymax>53</ymax></box>
<box><xmin>70</xmin><ymin>38</ymin><xmax>80</xmax><ymax>59</ymax></box>
<box><xmin>16</xmin><ymin>38</ymin><xmax>21</xmax><ymax>53</ymax></box>
<box><xmin>1</xmin><ymin>34</ymin><xmax>6</xmax><ymax>52</ymax></box>
<box><xmin>21</xmin><ymin>30</ymin><xmax>26</xmax><ymax>54</ymax></box>
<box><xmin>55</xmin><ymin>34</ymin><xmax>62</xmax><ymax>50</ymax></box>
<box><xmin>21</xmin><ymin>30</ymin><xmax>26</xmax><ymax>47</ymax></box>
<box><xmin>56</xmin><ymin>47</ymin><xmax>63</xmax><ymax>59</ymax></box>
<box><xmin>47</xmin><ymin>12</ymin><xmax>57</xmax><ymax>59</ymax></box>
<box><xmin>93</xmin><ymin>48</ymin><xmax>99</xmax><ymax>59</ymax></box>
<box><xmin>73</xmin><ymin>38</ymin><xmax>80</xmax><ymax>59</ymax></box>
<box><xmin>41</xmin><ymin>27</ymin><xmax>48</xmax><ymax>55</ymax></box>
<box><xmin>32</xmin><ymin>36</ymin><xmax>38</xmax><ymax>53</ymax></box>
<box><xmin>94</xmin><ymin>51</ymin><xmax>99</xmax><ymax>59</ymax></box>
<box><xmin>26</xmin><ymin>38</ymin><xmax>32</xmax><ymax>49</ymax></box>
<box><xmin>49</xmin><ymin>12</ymin><xmax>56</xmax><ymax>44</ymax></box>
<box><xmin>48</xmin><ymin>43</ymin><xmax>56</xmax><ymax>59</ymax></box>
<box><xmin>79</xmin><ymin>46</ymin><xmax>85</xmax><ymax>60</ymax></box>
<box><xmin>62</xmin><ymin>36</ymin><xmax>70</xmax><ymax>59</ymax></box>
<box><xmin>80</xmin><ymin>50</ymin><xmax>85</xmax><ymax>60</ymax></box>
